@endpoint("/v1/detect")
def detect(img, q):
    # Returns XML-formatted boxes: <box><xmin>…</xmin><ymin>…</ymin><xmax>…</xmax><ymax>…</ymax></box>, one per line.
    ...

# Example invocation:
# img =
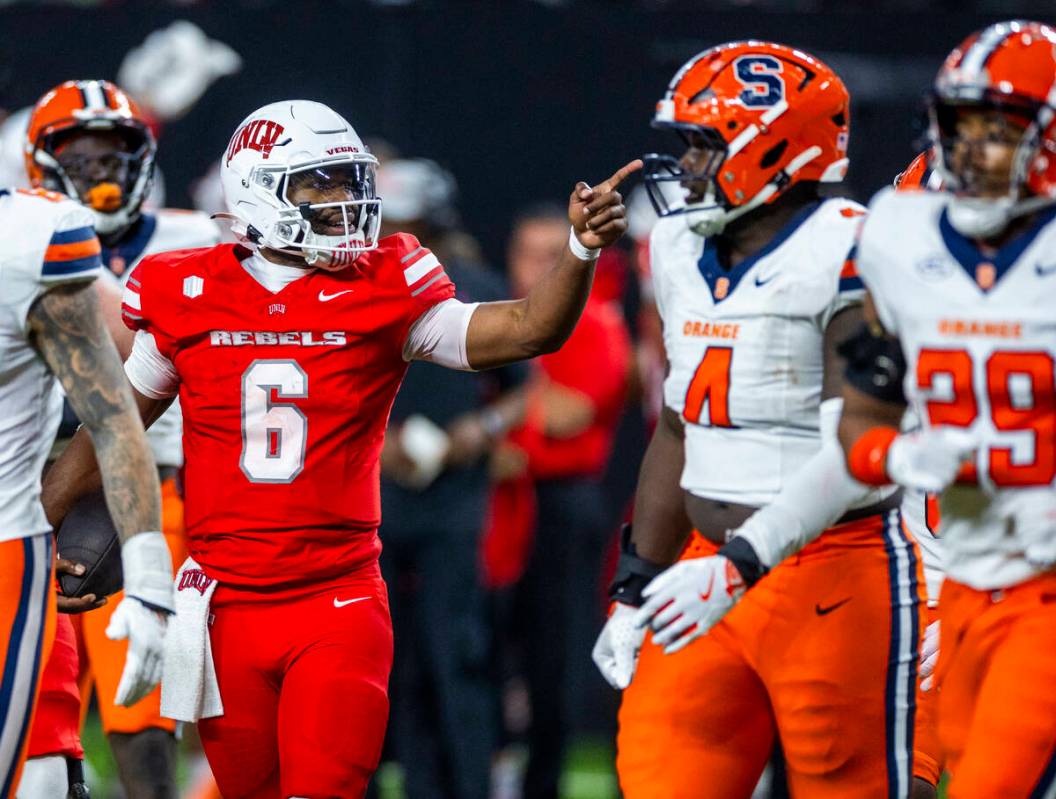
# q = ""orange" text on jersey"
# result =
<box><xmin>683</xmin><ymin>321</ymin><xmax>740</xmax><ymax>340</ymax></box>
<box><xmin>938</xmin><ymin>319</ymin><xmax>1023</xmax><ymax>339</ymax></box>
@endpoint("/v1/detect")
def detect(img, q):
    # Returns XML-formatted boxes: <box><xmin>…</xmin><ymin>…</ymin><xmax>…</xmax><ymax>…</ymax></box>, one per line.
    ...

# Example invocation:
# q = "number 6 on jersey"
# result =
<box><xmin>241</xmin><ymin>359</ymin><xmax>308</xmax><ymax>483</ymax></box>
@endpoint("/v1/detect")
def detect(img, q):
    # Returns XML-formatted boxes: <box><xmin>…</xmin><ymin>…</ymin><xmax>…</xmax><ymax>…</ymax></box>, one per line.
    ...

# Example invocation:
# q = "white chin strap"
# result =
<box><xmin>947</xmin><ymin>193</ymin><xmax>1056</xmax><ymax>239</ymax></box>
<box><xmin>684</xmin><ymin>186</ymin><xmax>774</xmax><ymax>237</ymax></box>
<box><xmin>91</xmin><ymin>206</ymin><xmax>135</xmax><ymax>236</ymax></box>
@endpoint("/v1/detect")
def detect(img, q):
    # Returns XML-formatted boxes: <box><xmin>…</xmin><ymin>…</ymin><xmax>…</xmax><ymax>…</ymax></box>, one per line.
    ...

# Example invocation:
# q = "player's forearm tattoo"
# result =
<box><xmin>29</xmin><ymin>282</ymin><xmax>162</xmax><ymax>542</ymax></box>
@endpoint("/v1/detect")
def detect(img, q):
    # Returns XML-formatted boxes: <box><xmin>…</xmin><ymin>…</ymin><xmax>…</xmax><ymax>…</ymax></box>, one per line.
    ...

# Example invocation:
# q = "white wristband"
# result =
<box><xmin>568</xmin><ymin>226</ymin><xmax>600</xmax><ymax>261</ymax></box>
<box><xmin>121</xmin><ymin>532</ymin><xmax>175</xmax><ymax>613</ymax></box>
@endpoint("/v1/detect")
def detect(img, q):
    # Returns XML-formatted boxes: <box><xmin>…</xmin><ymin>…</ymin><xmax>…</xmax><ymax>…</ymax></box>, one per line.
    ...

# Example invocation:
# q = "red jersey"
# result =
<box><xmin>122</xmin><ymin>235</ymin><xmax>454</xmax><ymax>590</ymax></box>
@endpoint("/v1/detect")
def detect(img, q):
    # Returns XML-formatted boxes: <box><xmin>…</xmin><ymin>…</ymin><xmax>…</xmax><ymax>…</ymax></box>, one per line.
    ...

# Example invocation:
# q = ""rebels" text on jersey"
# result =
<box><xmin>209</xmin><ymin>330</ymin><xmax>347</xmax><ymax>347</ymax></box>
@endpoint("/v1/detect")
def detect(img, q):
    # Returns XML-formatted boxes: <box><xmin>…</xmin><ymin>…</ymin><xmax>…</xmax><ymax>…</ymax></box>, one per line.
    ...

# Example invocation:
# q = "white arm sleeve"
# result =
<box><xmin>402</xmin><ymin>297</ymin><xmax>479</xmax><ymax>371</ymax></box>
<box><xmin>729</xmin><ymin>398</ymin><xmax>891</xmax><ymax>568</ymax></box>
<box><xmin>124</xmin><ymin>330</ymin><xmax>180</xmax><ymax>399</ymax></box>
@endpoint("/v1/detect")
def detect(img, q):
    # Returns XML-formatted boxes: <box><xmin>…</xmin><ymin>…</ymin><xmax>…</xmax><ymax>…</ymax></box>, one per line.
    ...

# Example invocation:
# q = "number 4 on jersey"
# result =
<box><xmin>684</xmin><ymin>346</ymin><xmax>734</xmax><ymax>427</ymax></box>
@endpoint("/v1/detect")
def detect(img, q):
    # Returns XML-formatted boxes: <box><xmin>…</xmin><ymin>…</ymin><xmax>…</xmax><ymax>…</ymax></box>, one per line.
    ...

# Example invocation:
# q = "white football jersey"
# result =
<box><xmin>653</xmin><ymin>198</ymin><xmax>866</xmax><ymax>506</ymax></box>
<box><xmin>858</xmin><ymin>187</ymin><xmax>1056</xmax><ymax>590</ymax></box>
<box><xmin>0</xmin><ymin>189</ymin><xmax>101</xmax><ymax>541</ymax></box>
<box><xmin>99</xmin><ymin>210</ymin><xmax>221</xmax><ymax>466</ymax></box>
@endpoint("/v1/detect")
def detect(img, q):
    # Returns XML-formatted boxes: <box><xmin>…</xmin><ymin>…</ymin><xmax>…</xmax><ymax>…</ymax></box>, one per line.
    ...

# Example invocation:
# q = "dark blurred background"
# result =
<box><xmin>1</xmin><ymin>0</ymin><xmax>1048</xmax><ymax>265</ymax></box>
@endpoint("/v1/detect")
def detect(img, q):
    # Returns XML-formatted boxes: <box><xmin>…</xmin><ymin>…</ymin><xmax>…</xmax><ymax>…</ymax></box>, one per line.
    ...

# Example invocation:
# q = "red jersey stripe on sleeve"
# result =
<box><xmin>401</xmin><ymin>247</ymin><xmax>449</xmax><ymax>297</ymax></box>
<box><xmin>121</xmin><ymin>270</ymin><xmax>147</xmax><ymax>330</ymax></box>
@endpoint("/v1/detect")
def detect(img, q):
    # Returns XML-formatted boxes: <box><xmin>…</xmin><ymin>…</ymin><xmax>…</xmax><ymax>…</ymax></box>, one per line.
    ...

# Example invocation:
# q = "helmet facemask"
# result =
<box><xmin>644</xmin><ymin>123</ymin><xmax>794</xmax><ymax>238</ymax></box>
<box><xmin>35</xmin><ymin>122</ymin><xmax>155</xmax><ymax>236</ymax></box>
<box><xmin>931</xmin><ymin>93</ymin><xmax>1056</xmax><ymax>238</ymax></box>
<box><xmin>249</xmin><ymin>157</ymin><xmax>382</xmax><ymax>270</ymax></box>
<box><xmin>644</xmin><ymin>125</ymin><xmax>736</xmax><ymax>237</ymax></box>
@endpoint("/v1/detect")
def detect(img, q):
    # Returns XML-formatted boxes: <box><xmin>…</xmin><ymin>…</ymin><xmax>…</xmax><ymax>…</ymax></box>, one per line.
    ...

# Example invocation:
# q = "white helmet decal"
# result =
<box><xmin>218</xmin><ymin>100</ymin><xmax>382</xmax><ymax>268</ymax></box>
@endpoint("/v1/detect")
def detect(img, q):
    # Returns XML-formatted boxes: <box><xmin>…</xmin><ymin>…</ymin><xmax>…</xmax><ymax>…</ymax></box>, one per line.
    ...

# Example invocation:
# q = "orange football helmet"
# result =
<box><xmin>929</xmin><ymin>20</ymin><xmax>1056</xmax><ymax>236</ymax></box>
<box><xmin>25</xmin><ymin>79</ymin><xmax>156</xmax><ymax>235</ymax></box>
<box><xmin>643</xmin><ymin>40</ymin><xmax>850</xmax><ymax>237</ymax></box>
<box><xmin>894</xmin><ymin>152</ymin><xmax>944</xmax><ymax>191</ymax></box>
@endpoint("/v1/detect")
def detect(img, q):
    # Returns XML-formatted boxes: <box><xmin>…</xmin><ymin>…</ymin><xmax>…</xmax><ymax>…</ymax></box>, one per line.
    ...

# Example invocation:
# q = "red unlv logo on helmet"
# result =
<box><xmin>226</xmin><ymin>119</ymin><xmax>286</xmax><ymax>164</ymax></box>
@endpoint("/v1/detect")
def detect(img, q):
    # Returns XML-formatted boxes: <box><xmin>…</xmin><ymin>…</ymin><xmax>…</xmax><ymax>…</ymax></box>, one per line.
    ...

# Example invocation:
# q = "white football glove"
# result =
<box><xmin>592</xmin><ymin>603</ymin><xmax>645</xmax><ymax>689</ymax></box>
<box><xmin>106</xmin><ymin>596</ymin><xmax>167</xmax><ymax>706</ymax></box>
<box><xmin>634</xmin><ymin>556</ymin><xmax>746</xmax><ymax>654</ymax></box>
<box><xmin>106</xmin><ymin>532</ymin><xmax>174</xmax><ymax>707</ymax></box>
<box><xmin>920</xmin><ymin>619</ymin><xmax>940</xmax><ymax>692</ymax></box>
<box><xmin>886</xmin><ymin>428</ymin><xmax>977</xmax><ymax>492</ymax></box>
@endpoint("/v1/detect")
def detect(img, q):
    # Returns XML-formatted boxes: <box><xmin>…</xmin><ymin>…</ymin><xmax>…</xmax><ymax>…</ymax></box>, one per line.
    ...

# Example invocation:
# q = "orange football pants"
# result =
<box><xmin>73</xmin><ymin>478</ymin><xmax>185</xmax><ymax>735</ymax></box>
<box><xmin>618</xmin><ymin>512</ymin><xmax>929</xmax><ymax>799</ymax></box>
<box><xmin>936</xmin><ymin>572</ymin><xmax>1056</xmax><ymax>799</ymax></box>
<box><xmin>0</xmin><ymin>534</ymin><xmax>56</xmax><ymax>799</ymax></box>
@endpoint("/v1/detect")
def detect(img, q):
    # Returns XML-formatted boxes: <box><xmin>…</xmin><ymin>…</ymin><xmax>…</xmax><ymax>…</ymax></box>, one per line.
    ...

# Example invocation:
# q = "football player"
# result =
<box><xmin>838</xmin><ymin>20</ymin><xmax>1056</xmax><ymax>798</ymax></box>
<box><xmin>0</xmin><ymin>185</ymin><xmax>170</xmax><ymax>797</ymax></box>
<box><xmin>591</xmin><ymin>42</ymin><xmax>936</xmax><ymax>798</ymax></box>
<box><xmin>41</xmin><ymin>99</ymin><xmax>638</xmax><ymax>798</ymax></box>
<box><xmin>22</xmin><ymin>79</ymin><xmax>220</xmax><ymax>798</ymax></box>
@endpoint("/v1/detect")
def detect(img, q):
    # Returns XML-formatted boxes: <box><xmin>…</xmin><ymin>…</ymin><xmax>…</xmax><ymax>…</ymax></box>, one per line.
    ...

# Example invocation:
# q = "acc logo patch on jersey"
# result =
<box><xmin>915</xmin><ymin>256</ymin><xmax>954</xmax><ymax>281</ymax></box>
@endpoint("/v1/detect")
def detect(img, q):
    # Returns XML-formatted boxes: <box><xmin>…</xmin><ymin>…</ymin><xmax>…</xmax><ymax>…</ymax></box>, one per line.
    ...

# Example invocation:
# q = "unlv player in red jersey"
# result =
<box><xmin>42</xmin><ymin>99</ymin><xmax>639</xmax><ymax>798</ymax></box>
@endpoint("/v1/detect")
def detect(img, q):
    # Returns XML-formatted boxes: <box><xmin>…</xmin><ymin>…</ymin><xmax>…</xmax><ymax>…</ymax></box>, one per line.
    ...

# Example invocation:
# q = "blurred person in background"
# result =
<box><xmin>22</xmin><ymin>79</ymin><xmax>220</xmax><ymax>799</ymax></box>
<box><xmin>374</xmin><ymin>157</ymin><xmax>526</xmax><ymax>799</ymax></box>
<box><xmin>490</xmin><ymin>203</ymin><xmax>632</xmax><ymax>799</ymax></box>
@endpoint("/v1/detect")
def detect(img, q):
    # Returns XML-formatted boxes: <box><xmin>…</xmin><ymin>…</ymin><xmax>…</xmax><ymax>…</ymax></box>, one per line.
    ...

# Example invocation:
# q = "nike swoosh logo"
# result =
<box><xmin>754</xmin><ymin>274</ymin><xmax>777</xmax><ymax>287</ymax></box>
<box><xmin>318</xmin><ymin>289</ymin><xmax>354</xmax><ymax>302</ymax></box>
<box><xmin>698</xmin><ymin>573</ymin><xmax>716</xmax><ymax>602</ymax></box>
<box><xmin>815</xmin><ymin>597</ymin><xmax>852</xmax><ymax>616</ymax></box>
<box><xmin>333</xmin><ymin>596</ymin><xmax>370</xmax><ymax>608</ymax></box>
<box><xmin>1035</xmin><ymin>263</ymin><xmax>1056</xmax><ymax>277</ymax></box>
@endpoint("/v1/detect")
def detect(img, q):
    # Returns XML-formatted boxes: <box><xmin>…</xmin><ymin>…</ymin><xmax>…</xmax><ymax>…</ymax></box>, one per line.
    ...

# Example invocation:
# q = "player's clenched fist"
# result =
<box><xmin>568</xmin><ymin>159</ymin><xmax>643</xmax><ymax>251</ymax></box>
<box><xmin>592</xmin><ymin>603</ymin><xmax>645</xmax><ymax>690</ymax></box>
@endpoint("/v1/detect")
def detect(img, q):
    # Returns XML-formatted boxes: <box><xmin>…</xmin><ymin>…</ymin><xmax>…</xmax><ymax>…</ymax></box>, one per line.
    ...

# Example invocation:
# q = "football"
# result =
<box><xmin>55</xmin><ymin>489</ymin><xmax>123</xmax><ymax>599</ymax></box>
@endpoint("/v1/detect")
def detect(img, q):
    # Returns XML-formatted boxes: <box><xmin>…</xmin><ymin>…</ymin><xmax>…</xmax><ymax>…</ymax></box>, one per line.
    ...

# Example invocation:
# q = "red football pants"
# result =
<box><xmin>198</xmin><ymin>566</ymin><xmax>394</xmax><ymax>799</ymax></box>
<box><xmin>26</xmin><ymin>613</ymin><xmax>82</xmax><ymax>760</ymax></box>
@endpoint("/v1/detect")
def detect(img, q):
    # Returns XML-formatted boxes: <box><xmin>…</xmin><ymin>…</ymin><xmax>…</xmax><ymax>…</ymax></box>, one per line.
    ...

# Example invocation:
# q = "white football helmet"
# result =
<box><xmin>219</xmin><ymin>100</ymin><xmax>381</xmax><ymax>268</ymax></box>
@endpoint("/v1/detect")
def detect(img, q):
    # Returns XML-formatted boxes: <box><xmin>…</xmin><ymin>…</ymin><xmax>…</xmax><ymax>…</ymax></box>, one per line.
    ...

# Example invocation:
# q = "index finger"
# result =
<box><xmin>594</xmin><ymin>158</ymin><xmax>643</xmax><ymax>194</ymax></box>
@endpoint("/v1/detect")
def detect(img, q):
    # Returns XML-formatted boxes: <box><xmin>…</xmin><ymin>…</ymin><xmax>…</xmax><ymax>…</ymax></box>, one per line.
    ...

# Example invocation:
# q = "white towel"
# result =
<box><xmin>160</xmin><ymin>557</ymin><xmax>223</xmax><ymax>722</ymax></box>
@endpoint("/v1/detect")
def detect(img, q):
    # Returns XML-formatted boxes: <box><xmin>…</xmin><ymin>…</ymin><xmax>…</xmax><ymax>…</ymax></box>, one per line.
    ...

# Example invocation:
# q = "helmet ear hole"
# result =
<box><xmin>760</xmin><ymin>139</ymin><xmax>788</xmax><ymax>169</ymax></box>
